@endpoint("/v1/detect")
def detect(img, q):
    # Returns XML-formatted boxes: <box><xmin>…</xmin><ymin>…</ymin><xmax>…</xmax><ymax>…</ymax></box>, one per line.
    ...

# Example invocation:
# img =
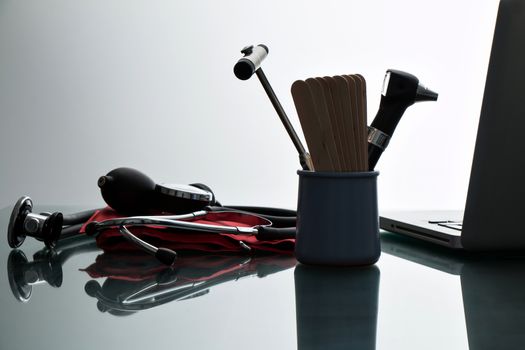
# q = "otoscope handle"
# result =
<box><xmin>368</xmin><ymin>144</ymin><xmax>383</xmax><ymax>171</ymax></box>
<box><xmin>369</xmin><ymin>100</ymin><xmax>410</xmax><ymax>136</ymax></box>
<box><xmin>256</xmin><ymin>226</ymin><xmax>296</xmax><ymax>240</ymax></box>
<box><xmin>367</xmin><ymin>101</ymin><xmax>409</xmax><ymax>170</ymax></box>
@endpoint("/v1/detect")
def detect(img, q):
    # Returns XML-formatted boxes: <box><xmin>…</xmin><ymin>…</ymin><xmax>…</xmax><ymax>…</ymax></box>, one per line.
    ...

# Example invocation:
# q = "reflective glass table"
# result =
<box><xmin>1</xmin><ymin>205</ymin><xmax>524</xmax><ymax>350</ymax></box>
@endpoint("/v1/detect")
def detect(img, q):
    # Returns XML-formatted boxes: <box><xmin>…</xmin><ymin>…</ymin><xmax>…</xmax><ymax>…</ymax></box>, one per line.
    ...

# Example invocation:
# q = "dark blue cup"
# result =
<box><xmin>295</xmin><ymin>170</ymin><xmax>380</xmax><ymax>266</ymax></box>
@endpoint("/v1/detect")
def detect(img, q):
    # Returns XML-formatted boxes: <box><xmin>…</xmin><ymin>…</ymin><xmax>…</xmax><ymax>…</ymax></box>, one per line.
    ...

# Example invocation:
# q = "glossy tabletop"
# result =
<box><xmin>1</xmin><ymin>205</ymin><xmax>524</xmax><ymax>350</ymax></box>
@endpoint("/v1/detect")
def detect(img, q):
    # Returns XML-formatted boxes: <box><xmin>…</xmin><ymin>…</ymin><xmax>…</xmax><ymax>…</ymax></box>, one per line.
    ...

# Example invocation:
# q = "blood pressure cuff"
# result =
<box><xmin>80</xmin><ymin>208</ymin><xmax>295</xmax><ymax>255</ymax></box>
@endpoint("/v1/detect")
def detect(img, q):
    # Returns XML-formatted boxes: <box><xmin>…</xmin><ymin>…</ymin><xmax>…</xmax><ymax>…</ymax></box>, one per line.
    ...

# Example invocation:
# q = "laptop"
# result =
<box><xmin>380</xmin><ymin>0</ymin><xmax>525</xmax><ymax>251</ymax></box>
<box><xmin>381</xmin><ymin>233</ymin><xmax>525</xmax><ymax>349</ymax></box>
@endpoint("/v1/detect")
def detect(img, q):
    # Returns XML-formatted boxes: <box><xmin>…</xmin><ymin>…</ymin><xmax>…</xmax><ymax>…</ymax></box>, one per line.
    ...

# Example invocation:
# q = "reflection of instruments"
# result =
<box><xmin>382</xmin><ymin>232</ymin><xmax>525</xmax><ymax>350</ymax></box>
<box><xmin>7</xmin><ymin>234</ymin><xmax>99</xmax><ymax>302</ymax></box>
<box><xmin>83</xmin><ymin>253</ymin><xmax>296</xmax><ymax>316</ymax></box>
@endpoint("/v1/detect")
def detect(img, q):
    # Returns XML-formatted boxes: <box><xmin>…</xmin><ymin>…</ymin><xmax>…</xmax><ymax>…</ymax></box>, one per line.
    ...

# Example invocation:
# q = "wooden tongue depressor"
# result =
<box><xmin>354</xmin><ymin>74</ymin><xmax>369</xmax><ymax>165</ymax></box>
<box><xmin>304</xmin><ymin>78</ymin><xmax>342</xmax><ymax>171</ymax></box>
<box><xmin>291</xmin><ymin>73</ymin><xmax>369</xmax><ymax>172</ymax></box>
<box><xmin>324</xmin><ymin>76</ymin><xmax>353</xmax><ymax>171</ymax></box>
<box><xmin>291</xmin><ymin>80</ymin><xmax>333</xmax><ymax>171</ymax></box>
<box><xmin>333</xmin><ymin>75</ymin><xmax>359</xmax><ymax>171</ymax></box>
<box><xmin>314</xmin><ymin>77</ymin><xmax>348</xmax><ymax>171</ymax></box>
<box><xmin>342</xmin><ymin>75</ymin><xmax>366</xmax><ymax>171</ymax></box>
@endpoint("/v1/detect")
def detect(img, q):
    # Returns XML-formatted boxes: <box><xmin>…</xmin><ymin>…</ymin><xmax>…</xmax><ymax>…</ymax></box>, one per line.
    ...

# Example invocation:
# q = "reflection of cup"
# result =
<box><xmin>295</xmin><ymin>170</ymin><xmax>380</xmax><ymax>265</ymax></box>
<box><xmin>294</xmin><ymin>264</ymin><xmax>380</xmax><ymax>350</ymax></box>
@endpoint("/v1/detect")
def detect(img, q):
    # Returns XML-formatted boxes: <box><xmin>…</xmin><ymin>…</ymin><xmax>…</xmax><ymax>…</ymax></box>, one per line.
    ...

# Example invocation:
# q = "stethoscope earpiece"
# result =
<box><xmin>7</xmin><ymin>196</ymin><xmax>63</xmax><ymax>249</ymax></box>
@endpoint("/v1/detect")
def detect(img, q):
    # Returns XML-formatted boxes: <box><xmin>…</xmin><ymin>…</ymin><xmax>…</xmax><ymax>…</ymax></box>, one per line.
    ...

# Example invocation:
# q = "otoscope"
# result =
<box><xmin>368</xmin><ymin>69</ymin><xmax>438</xmax><ymax>170</ymax></box>
<box><xmin>234</xmin><ymin>44</ymin><xmax>313</xmax><ymax>171</ymax></box>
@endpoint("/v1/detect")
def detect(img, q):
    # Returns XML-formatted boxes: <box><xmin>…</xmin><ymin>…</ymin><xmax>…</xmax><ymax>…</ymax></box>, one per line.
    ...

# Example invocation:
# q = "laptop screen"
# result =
<box><xmin>462</xmin><ymin>0</ymin><xmax>525</xmax><ymax>249</ymax></box>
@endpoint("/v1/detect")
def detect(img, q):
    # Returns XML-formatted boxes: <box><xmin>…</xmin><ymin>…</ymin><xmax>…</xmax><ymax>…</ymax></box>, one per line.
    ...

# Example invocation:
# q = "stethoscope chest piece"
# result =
<box><xmin>8</xmin><ymin>196</ymin><xmax>33</xmax><ymax>248</ymax></box>
<box><xmin>8</xmin><ymin>196</ymin><xmax>63</xmax><ymax>249</ymax></box>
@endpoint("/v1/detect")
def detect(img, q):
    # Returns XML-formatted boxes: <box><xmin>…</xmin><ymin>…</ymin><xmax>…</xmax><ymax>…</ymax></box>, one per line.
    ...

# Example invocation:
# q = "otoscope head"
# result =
<box><xmin>233</xmin><ymin>44</ymin><xmax>269</xmax><ymax>80</ymax></box>
<box><xmin>382</xmin><ymin>69</ymin><xmax>438</xmax><ymax>106</ymax></box>
<box><xmin>415</xmin><ymin>84</ymin><xmax>438</xmax><ymax>102</ymax></box>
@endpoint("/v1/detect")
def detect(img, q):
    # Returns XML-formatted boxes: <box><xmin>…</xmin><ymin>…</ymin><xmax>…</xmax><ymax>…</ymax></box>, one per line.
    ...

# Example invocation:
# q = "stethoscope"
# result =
<box><xmin>7</xmin><ymin>168</ymin><xmax>297</xmax><ymax>265</ymax></box>
<box><xmin>8</xmin><ymin>198</ymin><xmax>297</xmax><ymax>265</ymax></box>
<box><xmin>85</xmin><ymin>206</ymin><xmax>297</xmax><ymax>265</ymax></box>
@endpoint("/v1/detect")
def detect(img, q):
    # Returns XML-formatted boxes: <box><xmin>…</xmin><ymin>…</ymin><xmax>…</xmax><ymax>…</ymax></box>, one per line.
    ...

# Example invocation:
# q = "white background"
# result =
<box><xmin>0</xmin><ymin>0</ymin><xmax>500</xmax><ymax>211</ymax></box>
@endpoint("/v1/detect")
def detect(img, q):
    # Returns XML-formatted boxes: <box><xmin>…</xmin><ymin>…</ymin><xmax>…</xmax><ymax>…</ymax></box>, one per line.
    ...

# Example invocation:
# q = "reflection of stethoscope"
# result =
<box><xmin>85</xmin><ymin>259</ymin><xmax>247</xmax><ymax>314</ymax></box>
<box><xmin>84</xmin><ymin>254</ymin><xmax>296</xmax><ymax>316</ymax></box>
<box><xmin>7</xmin><ymin>234</ymin><xmax>99</xmax><ymax>303</ymax></box>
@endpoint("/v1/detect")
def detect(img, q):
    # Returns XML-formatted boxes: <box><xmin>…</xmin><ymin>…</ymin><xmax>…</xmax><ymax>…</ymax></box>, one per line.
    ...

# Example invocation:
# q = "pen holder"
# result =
<box><xmin>295</xmin><ymin>170</ymin><xmax>380</xmax><ymax>266</ymax></box>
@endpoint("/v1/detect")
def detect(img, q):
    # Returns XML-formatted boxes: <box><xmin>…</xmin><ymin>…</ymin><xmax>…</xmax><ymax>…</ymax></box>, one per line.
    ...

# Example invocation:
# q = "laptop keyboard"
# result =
<box><xmin>428</xmin><ymin>220</ymin><xmax>463</xmax><ymax>231</ymax></box>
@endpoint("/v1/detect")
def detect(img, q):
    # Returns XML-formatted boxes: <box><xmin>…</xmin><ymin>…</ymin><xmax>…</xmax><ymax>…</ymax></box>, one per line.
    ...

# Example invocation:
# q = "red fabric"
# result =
<box><xmin>80</xmin><ymin>207</ymin><xmax>295</xmax><ymax>254</ymax></box>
